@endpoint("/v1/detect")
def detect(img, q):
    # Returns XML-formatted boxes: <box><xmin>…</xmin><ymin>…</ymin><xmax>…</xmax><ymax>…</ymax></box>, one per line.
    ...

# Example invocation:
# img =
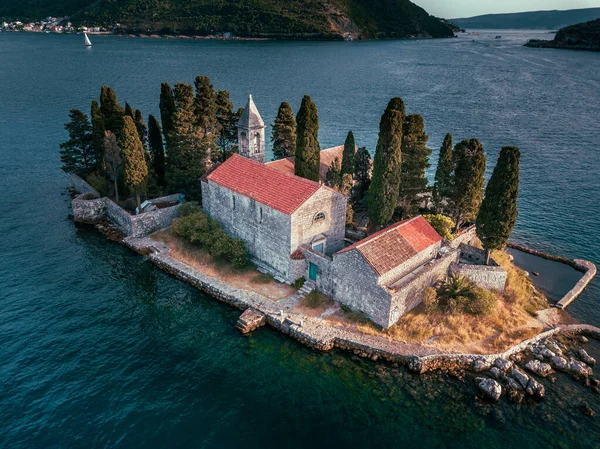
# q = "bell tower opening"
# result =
<box><xmin>237</xmin><ymin>94</ymin><xmax>266</xmax><ymax>164</ymax></box>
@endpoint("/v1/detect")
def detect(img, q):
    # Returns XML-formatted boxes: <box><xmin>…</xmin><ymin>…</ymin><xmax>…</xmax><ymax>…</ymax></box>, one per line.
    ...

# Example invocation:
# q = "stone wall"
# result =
<box><xmin>388</xmin><ymin>249</ymin><xmax>460</xmax><ymax>326</ymax></box>
<box><xmin>332</xmin><ymin>249</ymin><xmax>393</xmax><ymax>328</ymax></box>
<box><xmin>379</xmin><ymin>242</ymin><xmax>441</xmax><ymax>287</ymax></box>
<box><xmin>70</xmin><ymin>174</ymin><xmax>99</xmax><ymax>196</ymax></box>
<box><xmin>289</xmin><ymin>256</ymin><xmax>307</xmax><ymax>283</ymax></box>
<box><xmin>459</xmin><ymin>244</ymin><xmax>494</xmax><ymax>265</ymax></box>
<box><xmin>450</xmin><ymin>225</ymin><xmax>477</xmax><ymax>248</ymax></box>
<box><xmin>300</xmin><ymin>246</ymin><xmax>334</xmax><ymax>296</ymax></box>
<box><xmin>130</xmin><ymin>205</ymin><xmax>181</xmax><ymax>238</ymax></box>
<box><xmin>291</xmin><ymin>186</ymin><xmax>347</xmax><ymax>256</ymax></box>
<box><xmin>72</xmin><ymin>195</ymin><xmax>105</xmax><ymax>224</ymax></box>
<box><xmin>202</xmin><ymin>180</ymin><xmax>293</xmax><ymax>279</ymax></box>
<box><xmin>450</xmin><ymin>262</ymin><xmax>507</xmax><ymax>292</ymax></box>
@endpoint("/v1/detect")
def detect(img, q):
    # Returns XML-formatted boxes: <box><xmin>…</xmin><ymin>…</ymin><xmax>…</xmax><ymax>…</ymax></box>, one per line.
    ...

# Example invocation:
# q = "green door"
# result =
<box><xmin>309</xmin><ymin>263</ymin><xmax>318</xmax><ymax>281</ymax></box>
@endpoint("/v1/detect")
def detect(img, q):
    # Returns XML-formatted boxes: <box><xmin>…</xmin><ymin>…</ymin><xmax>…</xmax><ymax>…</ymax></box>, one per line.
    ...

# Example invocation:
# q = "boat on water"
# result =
<box><xmin>84</xmin><ymin>32</ymin><xmax>92</xmax><ymax>47</ymax></box>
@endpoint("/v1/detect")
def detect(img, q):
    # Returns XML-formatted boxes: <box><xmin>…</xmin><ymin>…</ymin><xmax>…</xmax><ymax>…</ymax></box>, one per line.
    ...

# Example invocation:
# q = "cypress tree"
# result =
<box><xmin>271</xmin><ymin>102</ymin><xmax>296</xmax><ymax>160</ymax></box>
<box><xmin>134</xmin><ymin>109</ymin><xmax>147</xmax><ymax>148</ymax></box>
<box><xmin>341</xmin><ymin>131</ymin><xmax>356</xmax><ymax>177</ymax></box>
<box><xmin>59</xmin><ymin>109</ymin><xmax>93</xmax><ymax>174</ymax></box>
<box><xmin>121</xmin><ymin>116</ymin><xmax>148</xmax><ymax>209</ymax></box>
<box><xmin>99</xmin><ymin>86</ymin><xmax>125</xmax><ymax>136</ymax></box>
<box><xmin>124</xmin><ymin>102</ymin><xmax>134</xmax><ymax>119</ymax></box>
<box><xmin>167</xmin><ymin>82</ymin><xmax>208</xmax><ymax>199</ymax></box>
<box><xmin>399</xmin><ymin>114</ymin><xmax>431</xmax><ymax>218</ymax></box>
<box><xmin>476</xmin><ymin>146</ymin><xmax>520</xmax><ymax>264</ymax></box>
<box><xmin>367</xmin><ymin>98</ymin><xmax>405</xmax><ymax>230</ymax></box>
<box><xmin>434</xmin><ymin>133</ymin><xmax>454</xmax><ymax>212</ymax></box>
<box><xmin>325</xmin><ymin>157</ymin><xmax>342</xmax><ymax>189</ymax></box>
<box><xmin>294</xmin><ymin>95</ymin><xmax>320</xmax><ymax>182</ymax></box>
<box><xmin>104</xmin><ymin>131</ymin><xmax>122</xmax><ymax>203</ymax></box>
<box><xmin>452</xmin><ymin>139</ymin><xmax>487</xmax><ymax>230</ymax></box>
<box><xmin>215</xmin><ymin>90</ymin><xmax>240</xmax><ymax>161</ymax></box>
<box><xmin>148</xmin><ymin>115</ymin><xmax>166</xmax><ymax>187</ymax></box>
<box><xmin>354</xmin><ymin>147</ymin><xmax>372</xmax><ymax>200</ymax></box>
<box><xmin>90</xmin><ymin>100</ymin><xmax>105</xmax><ymax>172</ymax></box>
<box><xmin>194</xmin><ymin>75</ymin><xmax>218</xmax><ymax>134</ymax></box>
<box><xmin>159</xmin><ymin>82</ymin><xmax>176</xmax><ymax>147</ymax></box>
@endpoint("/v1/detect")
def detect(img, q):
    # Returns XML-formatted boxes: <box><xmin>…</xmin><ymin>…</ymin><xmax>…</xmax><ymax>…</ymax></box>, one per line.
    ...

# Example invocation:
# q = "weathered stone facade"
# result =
<box><xmin>452</xmin><ymin>244</ymin><xmax>507</xmax><ymax>293</ymax></box>
<box><xmin>237</xmin><ymin>94</ymin><xmax>266</xmax><ymax>164</ymax></box>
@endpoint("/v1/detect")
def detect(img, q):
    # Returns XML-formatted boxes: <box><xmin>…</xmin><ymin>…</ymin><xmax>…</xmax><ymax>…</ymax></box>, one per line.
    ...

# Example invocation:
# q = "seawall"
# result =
<box><xmin>506</xmin><ymin>242</ymin><xmax>597</xmax><ymax>310</ymax></box>
<box><xmin>124</xmin><ymin>236</ymin><xmax>600</xmax><ymax>374</ymax></box>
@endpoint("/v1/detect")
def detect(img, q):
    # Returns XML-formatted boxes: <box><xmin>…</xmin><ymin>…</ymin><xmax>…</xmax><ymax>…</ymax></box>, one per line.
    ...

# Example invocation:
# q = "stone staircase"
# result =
<box><xmin>277</xmin><ymin>280</ymin><xmax>316</xmax><ymax>311</ymax></box>
<box><xmin>251</xmin><ymin>258</ymin><xmax>288</xmax><ymax>284</ymax></box>
<box><xmin>235</xmin><ymin>308</ymin><xmax>267</xmax><ymax>334</ymax></box>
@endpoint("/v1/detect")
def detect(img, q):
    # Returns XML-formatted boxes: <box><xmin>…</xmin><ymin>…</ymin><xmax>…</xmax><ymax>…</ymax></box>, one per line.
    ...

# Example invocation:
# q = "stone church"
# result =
<box><xmin>201</xmin><ymin>95</ymin><xmax>504</xmax><ymax>328</ymax></box>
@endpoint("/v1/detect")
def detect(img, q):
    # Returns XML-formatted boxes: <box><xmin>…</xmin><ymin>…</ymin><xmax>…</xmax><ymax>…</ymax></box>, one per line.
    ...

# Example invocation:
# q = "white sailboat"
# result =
<box><xmin>84</xmin><ymin>32</ymin><xmax>92</xmax><ymax>47</ymax></box>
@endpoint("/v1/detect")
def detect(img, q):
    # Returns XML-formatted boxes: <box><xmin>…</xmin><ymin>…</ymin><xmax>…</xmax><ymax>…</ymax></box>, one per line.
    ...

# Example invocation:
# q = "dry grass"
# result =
<box><xmin>153</xmin><ymin>230</ymin><xmax>296</xmax><ymax>301</ymax></box>
<box><xmin>325</xmin><ymin>249</ymin><xmax>550</xmax><ymax>354</ymax></box>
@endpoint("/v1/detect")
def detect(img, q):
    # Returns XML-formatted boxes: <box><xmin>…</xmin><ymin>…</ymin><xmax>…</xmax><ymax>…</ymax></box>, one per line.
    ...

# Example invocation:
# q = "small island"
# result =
<box><xmin>62</xmin><ymin>77</ymin><xmax>598</xmax><ymax>405</ymax></box>
<box><xmin>525</xmin><ymin>18</ymin><xmax>600</xmax><ymax>52</ymax></box>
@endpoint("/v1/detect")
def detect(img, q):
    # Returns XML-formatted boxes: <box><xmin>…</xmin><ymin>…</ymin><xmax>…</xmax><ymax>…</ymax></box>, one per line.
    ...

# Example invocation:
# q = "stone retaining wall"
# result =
<box><xmin>449</xmin><ymin>225</ymin><xmax>477</xmax><ymax>248</ymax></box>
<box><xmin>70</xmin><ymin>174</ymin><xmax>99</xmax><ymax>196</ymax></box>
<box><xmin>450</xmin><ymin>263</ymin><xmax>507</xmax><ymax>293</ymax></box>
<box><xmin>123</xmin><ymin>236</ymin><xmax>599</xmax><ymax>374</ymax></box>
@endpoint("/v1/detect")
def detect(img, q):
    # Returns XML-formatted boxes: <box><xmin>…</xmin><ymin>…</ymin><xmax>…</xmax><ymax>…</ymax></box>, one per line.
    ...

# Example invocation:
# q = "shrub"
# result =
<box><xmin>86</xmin><ymin>171</ymin><xmax>110</xmax><ymax>197</ymax></box>
<box><xmin>171</xmin><ymin>209</ymin><xmax>250</xmax><ymax>268</ymax></box>
<box><xmin>465</xmin><ymin>286</ymin><xmax>498</xmax><ymax>315</ymax></box>
<box><xmin>423</xmin><ymin>214</ymin><xmax>455</xmax><ymax>241</ymax></box>
<box><xmin>293</xmin><ymin>276</ymin><xmax>306</xmax><ymax>290</ymax></box>
<box><xmin>179</xmin><ymin>201</ymin><xmax>202</xmax><ymax>217</ymax></box>
<box><xmin>421</xmin><ymin>286</ymin><xmax>438</xmax><ymax>313</ymax></box>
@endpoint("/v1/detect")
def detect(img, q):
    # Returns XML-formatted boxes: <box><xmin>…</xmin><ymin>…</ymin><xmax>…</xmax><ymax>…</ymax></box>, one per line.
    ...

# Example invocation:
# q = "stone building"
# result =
<box><xmin>201</xmin><ymin>154</ymin><xmax>347</xmax><ymax>282</ymax></box>
<box><xmin>331</xmin><ymin>216</ymin><xmax>460</xmax><ymax>328</ymax></box>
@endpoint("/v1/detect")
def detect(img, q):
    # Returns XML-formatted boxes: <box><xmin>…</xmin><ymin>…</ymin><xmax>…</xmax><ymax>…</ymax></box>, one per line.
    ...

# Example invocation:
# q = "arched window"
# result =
<box><xmin>313</xmin><ymin>212</ymin><xmax>326</xmax><ymax>224</ymax></box>
<box><xmin>255</xmin><ymin>133</ymin><xmax>261</xmax><ymax>154</ymax></box>
<box><xmin>240</xmin><ymin>132</ymin><xmax>247</xmax><ymax>154</ymax></box>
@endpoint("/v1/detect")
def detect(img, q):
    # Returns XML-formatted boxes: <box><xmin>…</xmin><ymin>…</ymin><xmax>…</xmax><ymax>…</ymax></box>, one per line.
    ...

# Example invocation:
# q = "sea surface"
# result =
<box><xmin>0</xmin><ymin>29</ymin><xmax>599</xmax><ymax>448</ymax></box>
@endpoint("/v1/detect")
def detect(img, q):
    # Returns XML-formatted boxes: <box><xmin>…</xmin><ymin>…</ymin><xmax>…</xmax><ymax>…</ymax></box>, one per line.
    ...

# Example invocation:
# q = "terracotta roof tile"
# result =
<box><xmin>206</xmin><ymin>154</ymin><xmax>321</xmax><ymax>215</ymax></box>
<box><xmin>267</xmin><ymin>145</ymin><xmax>353</xmax><ymax>183</ymax></box>
<box><xmin>338</xmin><ymin>216</ymin><xmax>442</xmax><ymax>276</ymax></box>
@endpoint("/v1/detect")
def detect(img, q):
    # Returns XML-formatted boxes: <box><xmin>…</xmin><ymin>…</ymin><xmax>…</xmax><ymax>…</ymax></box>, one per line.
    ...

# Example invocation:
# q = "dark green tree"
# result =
<box><xmin>476</xmin><ymin>146</ymin><xmax>520</xmax><ymax>264</ymax></box>
<box><xmin>124</xmin><ymin>102</ymin><xmax>134</xmax><ymax>119</ymax></box>
<box><xmin>215</xmin><ymin>90</ymin><xmax>241</xmax><ymax>161</ymax></box>
<box><xmin>398</xmin><ymin>114</ymin><xmax>431</xmax><ymax>218</ymax></box>
<box><xmin>354</xmin><ymin>147</ymin><xmax>372</xmax><ymax>200</ymax></box>
<box><xmin>59</xmin><ymin>109</ymin><xmax>93</xmax><ymax>174</ymax></box>
<box><xmin>104</xmin><ymin>131</ymin><xmax>122</xmax><ymax>202</ymax></box>
<box><xmin>325</xmin><ymin>157</ymin><xmax>342</xmax><ymax>189</ymax></box>
<box><xmin>159</xmin><ymin>82</ymin><xmax>176</xmax><ymax>147</ymax></box>
<box><xmin>271</xmin><ymin>102</ymin><xmax>296</xmax><ymax>160</ymax></box>
<box><xmin>452</xmin><ymin>139</ymin><xmax>487</xmax><ymax>230</ymax></box>
<box><xmin>341</xmin><ymin>131</ymin><xmax>356</xmax><ymax>177</ymax></box>
<box><xmin>433</xmin><ymin>133</ymin><xmax>454</xmax><ymax>212</ymax></box>
<box><xmin>90</xmin><ymin>100</ymin><xmax>105</xmax><ymax>172</ymax></box>
<box><xmin>121</xmin><ymin>116</ymin><xmax>148</xmax><ymax>209</ymax></box>
<box><xmin>148</xmin><ymin>115</ymin><xmax>166</xmax><ymax>187</ymax></box>
<box><xmin>367</xmin><ymin>98</ymin><xmax>405</xmax><ymax>230</ymax></box>
<box><xmin>194</xmin><ymin>76</ymin><xmax>218</xmax><ymax>134</ymax></box>
<box><xmin>134</xmin><ymin>109</ymin><xmax>148</xmax><ymax>148</ymax></box>
<box><xmin>294</xmin><ymin>95</ymin><xmax>320</xmax><ymax>182</ymax></box>
<box><xmin>167</xmin><ymin>82</ymin><xmax>208</xmax><ymax>199</ymax></box>
<box><xmin>99</xmin><ymin>86</ymin><xmax>125</xmax><ymax>136</ymax></box>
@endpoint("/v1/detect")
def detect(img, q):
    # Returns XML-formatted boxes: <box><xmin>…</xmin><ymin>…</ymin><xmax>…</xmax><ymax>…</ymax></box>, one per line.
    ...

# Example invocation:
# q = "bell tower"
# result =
<box><xmin>237</xmin><ymin>94</ymin><xmax>266</xmax><ymax>164</ymax></box>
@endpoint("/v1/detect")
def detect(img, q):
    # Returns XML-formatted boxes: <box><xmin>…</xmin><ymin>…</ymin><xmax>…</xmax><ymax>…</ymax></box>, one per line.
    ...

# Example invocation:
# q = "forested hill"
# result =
<box><xmin>525</xmin><ymin>19</ymin><xmax>600</xmax><ymax>52</ymax></box>
<box><xmin>451</xmin><ymin>7</ymin><xmax>600</xmax><ymax>30</ymax></box>
<box><xmin>0</xmin><ymin>0</ymin><xmax>455</xmax><ymax>40</ymax></box>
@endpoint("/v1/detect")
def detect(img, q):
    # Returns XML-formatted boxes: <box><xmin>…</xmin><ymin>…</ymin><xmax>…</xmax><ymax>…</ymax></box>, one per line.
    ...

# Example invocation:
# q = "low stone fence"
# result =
<box><xmin>122</xmin><ymin>236</ymin><xmax>600</xmax><ymax>374</ymax></box>
<box><xmin>506</xmin><ymin>242</ymin><xmax>597</xmax><ymax>310</ymax></box>
<box><xmin>70</xmin><ymin>174</ymin><xmax>180</xmax><ymax>238</ymax></box>
<box><xmin>450</xmin><ymin>263</ymin><xmax>507</xmax><ymax>293</ymax></box>
<box><xmin>449</xmin><ymin>225</ymin><xmax>477</xmax><ymax>248</ymax></box>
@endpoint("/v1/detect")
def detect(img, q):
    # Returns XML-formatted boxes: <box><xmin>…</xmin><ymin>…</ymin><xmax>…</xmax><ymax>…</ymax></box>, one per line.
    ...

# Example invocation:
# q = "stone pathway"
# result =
<box><xmin>277</xmin><ymin>280</ymin><xmax>316</xmax><ymax>311</ymax></box>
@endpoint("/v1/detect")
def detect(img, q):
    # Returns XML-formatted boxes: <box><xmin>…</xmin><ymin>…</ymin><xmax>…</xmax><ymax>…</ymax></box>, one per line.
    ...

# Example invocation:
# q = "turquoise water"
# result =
<box><xmin>0</xmin><ymin>30</ymin><xmax>599</xmax><ymax>448</ymax></box>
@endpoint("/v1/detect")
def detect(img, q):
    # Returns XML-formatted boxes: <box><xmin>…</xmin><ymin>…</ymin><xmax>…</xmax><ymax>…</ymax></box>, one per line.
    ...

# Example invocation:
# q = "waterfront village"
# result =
<box><xmin>64</xmin><ymin>81</ymin><xmax>598</xmax><ymax>404</ymax></box>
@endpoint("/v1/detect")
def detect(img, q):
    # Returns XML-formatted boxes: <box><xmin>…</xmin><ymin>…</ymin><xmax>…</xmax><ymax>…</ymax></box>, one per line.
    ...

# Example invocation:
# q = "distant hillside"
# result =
<box><xmin>451</xmin><ymin>7</ymin><xmax>600</xmax><ymax>30</ymax></box>
<box><xmin>525</xmin><ymin>18</ymin><xmax>600</xmax><ymax>52</ymax></box>
<box><xmin>0</xmin><ymin>0</ymin><xmax>455</xmax><ymax>40</ymax></box>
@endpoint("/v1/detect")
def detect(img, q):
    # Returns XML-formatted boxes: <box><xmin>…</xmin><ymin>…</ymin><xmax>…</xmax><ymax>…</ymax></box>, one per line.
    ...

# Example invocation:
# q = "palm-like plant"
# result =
<box><xmin>437</xmin><ymin>275</ymin><xmax>476</xmax><ymax>313</ymax></box>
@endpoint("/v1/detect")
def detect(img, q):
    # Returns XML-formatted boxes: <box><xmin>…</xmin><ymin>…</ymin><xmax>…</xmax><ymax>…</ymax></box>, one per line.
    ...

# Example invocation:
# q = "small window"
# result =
<box><xmin>232</xmin><ymin>196</ymin><xmax>236</xmax><ymax>210</ymax></box>
<box><xmin>255</xmin><ymin>133</ymin><xmax>261</xmax><ymax>154</ymax></box>
<box><xmin>313</xmin><ymin>212</ymin><xmax>326</xmax><ymax>224</ymax></box>
<box><xmin>259</xmin><ymin>207</ymin><xmax>263</xmax><ymax>223</ymax></box>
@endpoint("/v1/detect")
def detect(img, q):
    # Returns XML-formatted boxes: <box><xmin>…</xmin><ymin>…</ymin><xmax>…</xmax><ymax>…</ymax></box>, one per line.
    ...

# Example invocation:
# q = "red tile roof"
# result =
<box><xmin>206</xmin><ymin>154</ymin><xmax>321</xmax><ymax>215</ymax></box>
<box><xmin>337</xmin><ymin>216</ymin><xmax>442</xmax><ymax>276</ymax></box>
<box><xmin>267</xmin><ymin>145</ymin><xmax>352</xmax><ymax>183</ymax></box>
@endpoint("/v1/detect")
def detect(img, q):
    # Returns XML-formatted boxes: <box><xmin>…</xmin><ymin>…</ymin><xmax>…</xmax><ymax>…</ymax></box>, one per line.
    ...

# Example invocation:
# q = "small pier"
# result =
<box><xmin>235</xmin><ymin>308</ymin><xmax>266</xmax><ymax>334</ymax></box>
